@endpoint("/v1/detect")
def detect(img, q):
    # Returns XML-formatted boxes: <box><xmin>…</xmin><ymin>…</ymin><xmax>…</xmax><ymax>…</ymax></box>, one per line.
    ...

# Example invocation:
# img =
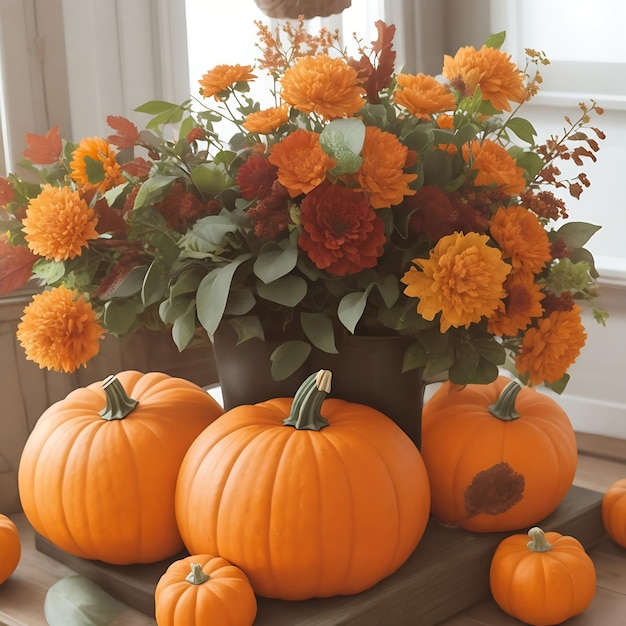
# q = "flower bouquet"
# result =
<box><xmin>0</xmin><ymin>18</ymin><xmax>606</xmax><ymax>393</ymax></box>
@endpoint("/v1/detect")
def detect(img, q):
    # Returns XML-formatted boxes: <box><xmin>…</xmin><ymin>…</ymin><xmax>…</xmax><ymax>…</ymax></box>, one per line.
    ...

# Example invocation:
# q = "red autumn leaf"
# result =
<box><xmin>0</xmin><ymin>177</ymin><xmax>15</xmax><ymax>206</ymax></box>
<box><xmin>93</xmin><ymin>197</ymin><xmax>129</xmax><ymax>235</ymax></box>
<box><xmin>107</xmin><ymin>115</ymin><xmax>140</xmax><ymax>149</ymax></box>
<box><xmin>122</xmin><ymin>157</ymin><xmax>153</xmax><ymax>179</ymax></box>
<box><xmin>355</xmin><ymin>21</ymin><xmax>397</xmax><ymax>103</ymax></box>
<box><xmin>0</xmin><ymin>238</ymin><xmax>38</xmax><ymax>295</ymax></box>
<box><xmin>22</xmin><ymin>126</ymin><xmax>62</xmax><ymax>165</ymax></box>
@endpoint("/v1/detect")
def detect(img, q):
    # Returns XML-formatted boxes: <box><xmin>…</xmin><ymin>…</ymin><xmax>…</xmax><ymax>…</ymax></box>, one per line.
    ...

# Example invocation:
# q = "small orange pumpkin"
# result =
<box><xmin>602</xmin><ymin>478</ymin><xmax>626</xmax><ymax>548</ymax></box>
<box><xmin>421</xmin><ymin>377</ymin><xmax>578</xmax><ymax>532</ymax></box>
<box><xmin>490</xmin><ymin>526</ymin><xmax>596</xmax><ymax>625</ymax></box>
<box><xmin>155</xmin><ymin>554</ymin><xmax>257</xmax><ymax>626</ymax></box>
<box><xmin>0</xmin><ymin>514</ymin><xmax>20</xmax><ymax>584</ymax></box>
<box><xmin>175</xmin><ymin>370</ymin><xmax>431</xmax><ymax>600</ymax></box>
<box><xmin>18</xmin><ymin>371</ymin><xmax>223</xmax><ymax>565</ymax></box>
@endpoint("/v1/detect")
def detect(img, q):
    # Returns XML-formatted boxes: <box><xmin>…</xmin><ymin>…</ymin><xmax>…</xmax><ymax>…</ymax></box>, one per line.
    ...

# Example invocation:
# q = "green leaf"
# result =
<box><xmin>135</xmin><ymin>100</ymin><xmax>182</xmax><ymax>114</ymax></box>
<box><xmin>257</xmin><ymin>275</ymin><xmax>307</xmax><ymax>307</ymax></box>
<box><xmin>103</xmin><ymin>299</ymin><xmax>143</xmax><ymax>334</ymax></box>
<box><xmin>338</xmin><ymin>285</ymin><xmax>375</xmax><ymax>333</ymax></box>
<box><xmin>107</xmin><ymin>265</ymin><xmax>149</xmax><ymax>298</ymax></box>
<box><xmin>133</xmin><ymin>175</ymin><xmax>177</xmax><ymax>209</ymax></box>
<box><xmin>32</xmin><ymin>259</ymin><xmax>65</xmax><ymax>284</ymax></box>
<box><xmin>169</xmin><ymin>269</ymin><xmax>203</xmax><ymax>298</ymax></box>
<box><xmin>103</xmin><ymin>182</ymin><xmax>129</xmax><ymax>206</ymax></box>
<box><xmin>545</xmin><ymin>373</ymin><xmax>570</xmax><ymax>394</ymax></box>
<box><xmin>190</xmin><ymin>163</ymin><xmax>232</xmax><ymax>197</ymax></box>
<box><xmin>270</xmin><ymin>340</ymin><xmax>311</xmax><ymax>381</ymax></box>
<box><xmin>83</xmin><ymin>155</ymin><xmax>105</xmax><ymax>184</ymax></box>
<box><xmin>320</xmin><ymin>118</ymin><xmax>365</xmax><ymax>175</ymax></box>
<box><xmin>141</xmin><ymin>260</ymin><xmax>167</xmax><ymax>307</ymax></box>
<box><xmin>402</xmin><ymin>340</ymin><xmax>429</xmax><ymax>371</ymax></box>
<box><xmin>229</xmin><ymin>315</ymin><xmax>265</xmax><ymax>342</ymax></box>
<box><xmin>253</xmin><ymin>240</ymin><xmax>298</xmax><ymax>284</ymax></box>
<box><xmin>159</xmin><ymin>295</ymin><xmax>192</xmax><ymax>324</ymax></box>
<box><xmin>554</xmin><ymin>222</ymin><xmax>601</xmax><ymax>249</ymax></box>
<box><xmin>512</xmin><ymin>149</ymin><xmax>545</xmax><ymax>180</ymax></box>
<box><xmin>172</xmin><ymin>301</ymin><xmax>197</xmax><ymax>351</ymax></box>
<box><xmin>179</xmin><ymin>215</ymin><xmax>238</xmax><ymax>255</ymax></box>
<box><xmin>224</xmin><ymin>288</ymin><xmax>256</xmax><ymax>315</ymax></box>
<box><xmin>485</xmin><ymin>31</ymin><xmax>506</xmax><ymax>50</ymax></box>
<box><xmin>300</xmin><ymin>313</ymin><xmax>338</xmax><ymax>354</ymax></box>
<box><xmin>196</xmin><ymin>254</ymin><xmax>252</xmax><ymax>336</ymax></box>
<box><xmin>44</xmin><ymin>575</ymin><xmax>127</xmax><ymax>626</ymax></box>
<box><xmin>506</xmin><ymin>117</ymin><xmax>537</xmax><ymax>144</ymax></box>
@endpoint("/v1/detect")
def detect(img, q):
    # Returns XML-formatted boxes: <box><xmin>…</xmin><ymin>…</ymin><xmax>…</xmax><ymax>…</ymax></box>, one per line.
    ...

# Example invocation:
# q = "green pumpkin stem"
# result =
<box><xmin>488</xmin><ymin>379</ymin><xmax>522</xmax><ymax>421</ymax></box>
<box><xmin>527</xmin><ymin>526</ymin><xmax>553</xmax><ymax>552</ymax></box>
<box><xmin>283</xmin><ymin>370</ymin><xmax>331</xmax><ymax>431</ymax></box>
<box><xmin>185</xmin><ymin>562</ymin><xmax>210</xmax><ymax>585</ymax></box>
<box><xmin>99</xmin><ymin>375</ymin><xmax>138</xmax><ymax>421</ymax></box>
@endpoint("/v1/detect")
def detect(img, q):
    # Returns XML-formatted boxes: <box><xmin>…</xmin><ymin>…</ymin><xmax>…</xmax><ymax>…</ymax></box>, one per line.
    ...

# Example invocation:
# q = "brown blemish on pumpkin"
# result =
<box><xmin>464</xmin><ymin>462</ymin><xmax>525</xmax><ymax>516</ymax></box>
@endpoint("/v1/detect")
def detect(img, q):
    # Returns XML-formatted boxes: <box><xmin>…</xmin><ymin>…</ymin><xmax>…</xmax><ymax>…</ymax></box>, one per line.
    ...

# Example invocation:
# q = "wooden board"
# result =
<box><xmin>35</xmin><ymin>485</ymin><xmax>605</xmax><ymax>626</ymax></box>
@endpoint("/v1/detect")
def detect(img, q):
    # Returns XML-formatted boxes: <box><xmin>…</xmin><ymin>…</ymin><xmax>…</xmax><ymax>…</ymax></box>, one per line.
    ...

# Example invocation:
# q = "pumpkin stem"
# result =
<box><xmin>527</xmin><ymin>526</ymin><xmax>553</xmax><ymax>552</ymax></box>
<box><xmin>99</xmin><ymin>375</ymin><xmax>138</xmax><ymax>421</ymax></box>
<box><xmin>283</xmin><ymin>370</ymin><xmax>331</xmax><ymax>431</ymax></box>
<box><xmin>185</xmin><ymin>562</ymin><xmax>211</xmax><ymax>585</ymax></box>
<box><xmin>488</xmin><ymin>379</ymin><xmax>522</xmax><ymax>421</ymax></box>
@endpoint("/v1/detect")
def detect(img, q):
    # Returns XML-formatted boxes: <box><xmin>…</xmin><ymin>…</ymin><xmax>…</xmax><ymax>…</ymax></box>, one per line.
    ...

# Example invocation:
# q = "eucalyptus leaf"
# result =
<box><xmin>141</xmin><ymin>260</ymin><xmax>167</xmax><ymax>307</ymax></box>
<box><xmin>224</xmin><ymin>288</ymin><xmax>256</xmax><ymax>315</ymax></box>
<box><xmin>270</xmin><ymin>340</ymin><xmax>311</xmax><ymax>381</ymax></box>
<box><xmin>196</xmin><ymin>254</ymin><xmax>252</xmax><ymax>336</ymax></box>
<box><xmin>169</xmin><ymin>269</ymin><xmax>203</xmax><ymax>297</ymax></box>
<box><xmin>257</xmin><ymin>275</ymin><xmax>307</xmax><ymax>307</ymax></box>
<box><xmin>253</xmin><ymin>240</ymin><xmax>298</xmax><ymax>284</ymax></box>
<box><xmin>103</xmin><ymin>299</ymin><xmax>143</xmax><ymax>335</ymax></box>
<box><xmin>300</xmin><ymin>312</ymin><xmax>338</xmax><ymax>353</ymax></box>
<box><xmin>159</xmin><ymin>295</ymin><xmax>193</xmax><ymax>324</ymax></box>
<box><xmin>172</xmin><ymin>301</ymin><xmax>197</xmax><ymax>351</ymax></box>
<box><xmin>229</xmin><ymin>315</ymin><xmax>265</xmax><ymax>342</ymax></box>
<box><xmin>338</xmin><ymin>285</ymin><xmax>375</xmax><ymax>333</ymax></box>
<box><xmin>107</xmin><ymin>265</ymin><xmax>149</xmax><ymax>298</ymax></box>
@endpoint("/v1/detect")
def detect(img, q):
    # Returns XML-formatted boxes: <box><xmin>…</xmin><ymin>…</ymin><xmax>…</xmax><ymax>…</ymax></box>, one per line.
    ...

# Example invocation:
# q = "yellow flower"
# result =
<box><xmin>243</xmin><ymin>105</ymin><xmax>289</xmax><ymax>134</ymax></box>
<box><xmin>515</xmin><ymin>305</ymin><xmax>587</xmax><ymax>385</ymax></box>
<box><xmin>70</xmin><ymin>137</ymin><xmax>126</xmax><ymax>194</ymax></box>
<box><xmin>23</xmin><ymin>184</ymin><xmax>99</xmax><ymax>262</ymax></box>
<box><xmin>401</xmin><ymin>231</ymin><xmax>511</xmax><ymax>332</ymax></box>
<box><xmin>199</xmin><ymin>64</ymin><xmax>256</xmax><ymax>100</ymax></box>
<box><xmin>393</xmin><ymin>73</ymin><xmax>456</xmax><ymax>120</ymax></box>
<box><xmin>442</xmin><ymin>44</ymin><xmax>527</xmax><ymax>112</ymax></box>
<box><xmin>17</xmin><ymin>285</ymin><xmax>105</xmax><ymax>373</ymax></box>
<box><xmin>280</xmin><ymin>54</ymin><xmax>365</xmax><ymax>120</ymax></box>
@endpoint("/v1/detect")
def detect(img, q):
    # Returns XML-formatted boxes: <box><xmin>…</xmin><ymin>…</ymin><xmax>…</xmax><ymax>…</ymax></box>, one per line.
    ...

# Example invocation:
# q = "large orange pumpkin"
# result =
<box><xmin>0</xmin><ymin>513</ymin><xmax>20</xmax><ymax>584</ymax></box>
<box><xmin>421</xmin><ymin>376</ymin><xmax>577</xmax><ymax>532</ymax></box>
<box><xmin>175</xmin><ymin>370</ymin><xmax>431</xmax><ymax>600</ymax></box>
<box><xmin>155</xmin><ymin>554</ymin><xmax>257</xmax><ymax>626</ymax></box>
<box><xmin>490</xmin><ymin>526</ymin><xmax>596</xmax><ymax>625</ymax></box>
<box><xmin>18</xmin><ymin>370</ymin><xmax>223</xmax><ymax>564</ymax></box>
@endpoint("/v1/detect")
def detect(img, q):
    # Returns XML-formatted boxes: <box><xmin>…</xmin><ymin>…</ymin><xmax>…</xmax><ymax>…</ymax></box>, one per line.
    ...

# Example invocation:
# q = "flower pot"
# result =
<box><xmin>212</xmin><ymin>325</ymin><xmax>424</xmax><ymax>448</ymax></box>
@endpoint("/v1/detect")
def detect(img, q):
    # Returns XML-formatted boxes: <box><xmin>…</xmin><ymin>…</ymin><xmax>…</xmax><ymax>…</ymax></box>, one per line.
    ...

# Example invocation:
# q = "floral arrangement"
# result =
<box><xmin>0</xmin><ymin>19</ymin><xmax>606</xmax><ymax>392</ymax></box>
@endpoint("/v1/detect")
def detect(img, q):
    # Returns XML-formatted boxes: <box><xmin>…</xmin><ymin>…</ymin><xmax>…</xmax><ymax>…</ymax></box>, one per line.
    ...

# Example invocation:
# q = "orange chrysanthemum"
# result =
<box><xmin>243</xmin><ymin>105</ymin><xmax>289</xmax><ymax>134</ymax></box>
<box><xmin>515</xmin><ymin>305</ymin><xmax>587</xmax><ymax>385</ymax></box>
<box><xmin>199</xmin><ymin>64</ymin><xmax>256</xmax><ymax>100</ymax></box>
<box><xmin>70</xmin><ymin>137</ymin><xmax>126</xmax><ymax>194</ymax></box>
<box><xmin>348</xmin><ymin>126</ymin><xmax>417</xmax><ymax>209</ymax></box>
<box><xmin>487</xmin><ymin>273</ymin><xmax>545</xmax><ymax>337</ymax></box>
<box><xmin>463</xmin><ymin>139</ymin><xmax>526</xmax><ymax>196</ymax></box>
<box><xmin>280</xmin><ymin>54</ymin><xmax>365</xmax><ymax>120</ymax></box>
<box><xmin>23</xmin><ymin>184</ymin><xmax>99</xmax><ymax>262</ymax></box>
<box><xmin>393</xmin><ymin>73</ymin><xmax>456</xmax><ymax>120</ymax></box>
<box><xmin>401</xmin><ymin>231</ymin><xmax>511</xmax><ymax>332</ymax></box>
<box><xmin>490</xmin><ymin>205</ymin><xmax>552</xmax><ymax>276</ymax></box>
<box><xmin>17</xmin><ymin>285</ymin><xmax>105</xmax><ymax>373</ymax></box>
<box><xmin>268</xmin><ymin>129</ymin><xmax>336</xmax><ymax>197</ymax></box>
<box><xmin>442</xmin><ymin>44</ymin><xmax>527</xmax><ymax>112</ymax></box>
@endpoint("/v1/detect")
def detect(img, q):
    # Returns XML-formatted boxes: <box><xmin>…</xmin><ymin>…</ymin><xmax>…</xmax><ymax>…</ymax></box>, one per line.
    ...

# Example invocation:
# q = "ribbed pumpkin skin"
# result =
<box><xmin>602</xmin><ymin>478</ymin><xmax>626</xmax><ymax>548</ymax></box>
<box><xmin>155</xmin><ymin>554</ymin><xmax>257</xmax><ymax>626</ymax></box>
<box><xmin>175</xmin><ymin>397</ymin><xmax>431</xmax><ymax>600</ymax></box>
<box><xmin>421</xmin><ymin>377</ymin><xmax>577</xmax><ymax>532</ymax></box>
<box><xmin>490</xmin><ymin>530</ymin><xmax>596</xmax><ymax>625</ymax></box>
<box><xmin>18</xmin><ymin>370</ymin><xmax>223</xmax><ymax>565</ymax></box>
<box><xmin>0</xmin><ymin>514</ymin><xmax>21</xmax><ymax>584</ymax></box>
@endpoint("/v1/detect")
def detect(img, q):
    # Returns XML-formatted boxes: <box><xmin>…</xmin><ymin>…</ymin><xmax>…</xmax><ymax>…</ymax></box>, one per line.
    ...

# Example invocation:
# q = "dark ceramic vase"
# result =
<box><xmin>211</xmin><ymin>325</ymin><xmax>425</xmax><ymax>448</ymax></box>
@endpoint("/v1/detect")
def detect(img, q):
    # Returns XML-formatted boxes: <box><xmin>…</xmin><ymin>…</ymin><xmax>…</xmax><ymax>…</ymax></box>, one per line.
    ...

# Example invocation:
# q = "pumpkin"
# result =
<box><xmin>421</xmin><ymin>377</ymin><xmax>578</xmax><ymax>532</ymax></box>
<box><xmin>155</xmin><ymin>554</ymin><xmax>257</xmax><ymax>626</ymax></box>
<box><xmin>602</xmin><ymin>478</ymin><xmax>626</xmax><ymax>548</ymax></box>
<box><xmin>18</xmin><ymin>370</ymin><xmax>223</xmax><ymax>565</ymax></box>
<box><xmin>44</xmin><ymin>575</ymin><xmax>152</xmax><ymax>626</ymax></box>
<box><xmin>490</xmin><ymin>526</ymin><xmax>596</xmax><ymax>625</ymax></box>
<box><xmin>175</xmin><ymin>369</ymin><xmax>431</xmax><ymax>600</ymax></box>
<box><xmin>0</xmin><ymin>513</ymin><xmax>20</xmax><ymax>584</ymax></box>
